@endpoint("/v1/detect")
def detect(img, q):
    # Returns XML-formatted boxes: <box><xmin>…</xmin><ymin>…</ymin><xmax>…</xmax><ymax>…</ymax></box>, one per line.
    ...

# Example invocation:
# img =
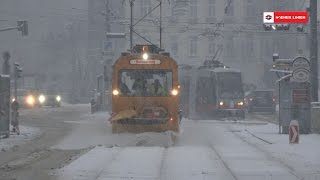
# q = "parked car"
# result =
<box><xmin>246</xmin><ymin>89</ymin><xmax>276</xmax><ymax>113</ymax></box>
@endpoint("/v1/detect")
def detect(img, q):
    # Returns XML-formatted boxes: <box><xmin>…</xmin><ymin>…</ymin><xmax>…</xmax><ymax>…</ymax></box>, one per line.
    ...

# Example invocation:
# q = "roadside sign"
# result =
<box><xmin>263</xmin><ymin>11</ymin><xmax>309</xmax><ymax>24</ymax></box>
<box><xmin>292</xmin><ymin>68</ymin><xmax>310</xmax><ymax>82</ymax></box>
<box><xmin>263</xmin><ymin>12</ymin><xmax>274</xmax><ymax>23</ymax></box>
<box><xmin>289</xmin><ymin>120</ymin><xmax>299</xmax><ymax>144</ymax></box>
<box><xmin>292</xmin><ymin>57</ymin><xmax>310</xmax><ymax>70</ymax></box>
<box><xmin>272</xmin><ymin>59</ymin><xmax>293</xmax><ymax>71</ymax></box>
<box><xmin>292</xmin><ymin>89</ymin><xmax>310</xmax><ymax>104</ymax></box>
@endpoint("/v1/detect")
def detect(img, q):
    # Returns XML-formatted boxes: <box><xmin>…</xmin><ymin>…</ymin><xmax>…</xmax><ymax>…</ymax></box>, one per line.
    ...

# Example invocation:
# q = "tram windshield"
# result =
<box><xmin>217</xmin><ymin>72</ymin><xmax>243</xmax><ymax>98</ymax></box>
<box><xmin>118</xmin><ymin>69</ymin><xmax>173</xmax><ymax>97</ymax></box>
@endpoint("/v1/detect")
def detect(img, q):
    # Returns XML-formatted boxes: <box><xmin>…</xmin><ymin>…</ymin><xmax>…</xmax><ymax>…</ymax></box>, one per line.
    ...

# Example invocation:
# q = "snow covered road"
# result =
<box><xmin>53</xmin><ymin>116</ymin><xmax>320</xmax><ymax>180</ymax></box>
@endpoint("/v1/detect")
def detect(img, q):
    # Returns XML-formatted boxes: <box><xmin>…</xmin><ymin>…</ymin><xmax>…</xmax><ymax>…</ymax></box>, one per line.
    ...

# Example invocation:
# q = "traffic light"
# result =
<box><xmin>296</xmin><ymin>25</ymin><xmax>304</xmax><ymax>32</ymax></box>
<box><xmin>263</xmin><ymin>24</ymin><xmax>273</xmax><ymax>31</ymax></box>
<box><xmin>17</xmin><ymin>20</ymin><xmax>28</xmax><ymax>36</ymax></box>
<box><xmin>273</xmin><ymin>53</ymin><xmax>279</xmax><ymax>62</ymax></box>
<box><xmin>276</xmin><ymin>24</ymin><xmax>290</xmax><ymax>30</ymax></box>
<box><xmin>14</xmin><ymin>63</ymin><xmax>23</xmax><ymax>78</ymax></box>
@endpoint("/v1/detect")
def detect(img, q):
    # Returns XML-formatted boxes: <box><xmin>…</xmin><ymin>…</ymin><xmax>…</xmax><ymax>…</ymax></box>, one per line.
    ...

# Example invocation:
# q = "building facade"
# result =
<box><xmin>119</xmin><ymin>0</ymin><xmax>308</xmax><ymax>88</ymax></box>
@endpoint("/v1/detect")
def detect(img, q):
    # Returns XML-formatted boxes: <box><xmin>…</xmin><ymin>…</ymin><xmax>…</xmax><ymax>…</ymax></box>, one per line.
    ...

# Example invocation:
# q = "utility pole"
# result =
<box><xmin>310</xmin><ymin>0</ymin><xmax>318</xmax><ymax>101</ymax></box>
<box><xmin>105</xmin><ymin>0</ymin><xmax>111</xmax><ymax>32</ymax></box>
<box><xmin>103</xmin><ymin>0</ymin><xmax>111</xmax><ymax>111</ymax></box>
<box><xmin>159</xmin><ymin>0</ymin><xmax>162</xmax><ymax>49</ymax></box>
<box><xmin>130</xmin><ymin>0</ymin><xmax>134</xmax><ymax>51</ymax></box>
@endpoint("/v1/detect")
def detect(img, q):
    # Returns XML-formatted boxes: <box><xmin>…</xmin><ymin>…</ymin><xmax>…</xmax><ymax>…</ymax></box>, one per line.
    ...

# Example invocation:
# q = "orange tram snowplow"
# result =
<box><xmin>111</xmin><ymin>44</ymin><xmax>181</xmax><ymax>133</ymax></box>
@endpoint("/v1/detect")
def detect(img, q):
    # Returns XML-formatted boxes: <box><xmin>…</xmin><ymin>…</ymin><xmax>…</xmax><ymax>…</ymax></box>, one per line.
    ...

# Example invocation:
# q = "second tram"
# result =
<box><xmin>181</xmin><ymin>60</ymin><xmax>245</xmax><ymax>119</ymax></box>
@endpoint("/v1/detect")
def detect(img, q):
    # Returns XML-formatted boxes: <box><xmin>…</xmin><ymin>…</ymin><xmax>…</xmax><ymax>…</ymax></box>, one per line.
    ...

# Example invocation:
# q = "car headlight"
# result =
<box><xmin>237</xmin><ymin>101</ymin><xmax>244</xmax><ymax>106</ymax></box>
<box><xmin>38</xmin><ymin>95</ymin><xmax>46</xmax><ymax>104</ymax></box>
<box><xmin>12</xmin><ymin>98</ymin><xmax>15</xmax><ymax>102</ymax></box>
<box><xmin>56</xmin><ymin>96</ymin><xmax>61</xmax><ymax>102</ymax></box>
<box><xmin>26</xmin><ymin>95</ymin><xmax>35</xmax><ymax>105</ymax></box>
<box><xmin>219</xmin><ymin>101</ymin><xmax>224</xmax><ymax>106</ymax></box>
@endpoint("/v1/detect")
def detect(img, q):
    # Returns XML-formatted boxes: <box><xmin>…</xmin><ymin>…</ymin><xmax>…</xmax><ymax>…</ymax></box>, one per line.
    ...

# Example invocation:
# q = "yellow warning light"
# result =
<box><xmin>142</xmin><ymin>46</ymin><xmax>149</xmax><ymax>52</ymax></box>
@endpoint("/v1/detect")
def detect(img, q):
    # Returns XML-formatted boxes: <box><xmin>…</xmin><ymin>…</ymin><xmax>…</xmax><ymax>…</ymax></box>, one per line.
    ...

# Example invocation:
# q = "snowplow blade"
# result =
<box><xmin>111</xmin><ymin>110</ymin><xmax>138</xmax><ymax>122</ymax></box>
<box><xmin>112</xmin><ymin>123</ymin><xmax>179</xmax><ymax>134</ymax></box>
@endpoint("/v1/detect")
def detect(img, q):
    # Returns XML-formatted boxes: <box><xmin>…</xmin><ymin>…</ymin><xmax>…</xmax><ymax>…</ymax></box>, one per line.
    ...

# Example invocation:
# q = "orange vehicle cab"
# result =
<box><xmin>111</xmin><ymin>44</ymin><xmax>180</xmax><ymax>133</ymax></box>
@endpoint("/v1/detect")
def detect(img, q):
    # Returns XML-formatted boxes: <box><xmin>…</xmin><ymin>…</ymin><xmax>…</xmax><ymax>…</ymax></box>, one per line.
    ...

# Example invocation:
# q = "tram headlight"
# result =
<box><xmin>38</xmin><ymin>94</ymin><xmax>46</xmax><ymax>104</ymax></box>
<box><xmin>237</xmin><ymin>101</ymin><xmax>244</xmax><ymax>106</ymax></box>
<box><xmin>171</xmin><ymin>89</ymin><xmax>178</xmax><ymax>96</ymax></box>
<box><xmin>112</xmin><ymin>89</ymin><xmax>119</xmax><ymax>96</ymax></box>
<box><xmin>142</xmin><ymin>53</ymin><xmax>148</xmax><ymax>60</ymax></box>
<box><xmin>219</xmin><ymin>101</ymin><xmax>224</xmax><ymax>106</ymax></box>
<box><xmin>56</xmin><ymin>96</ymin><xmax>61</xmax><ymax>102</ymax></box>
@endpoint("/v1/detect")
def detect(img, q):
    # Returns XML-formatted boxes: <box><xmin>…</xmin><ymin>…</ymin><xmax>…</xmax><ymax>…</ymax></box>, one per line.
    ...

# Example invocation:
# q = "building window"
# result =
<box><xmin>171</xmin><ymin>0</ymin><xmax>176</xmax><ymax>16</ymax></box>
<box><xmin>225</xmin><ymin>0</ymin><xmax>234</xmax><ymax>16</ymax></box>
<box><xmin>171</xmin><ymin>42</ymin><xmax>178</xmax><ymax>55</ymax></box>
<box><xmin>208</xmin><ymin>0</ymin><xmax>215</xmax><ymax>17</ymax></box>
<box><xmin>189</xmin><ymin>0</ymin><xmax>198</xmax><ymax>18</ymax></box>
<box><xmin>190</xmin><ymin>37</ymin><xmax>198</xmax><ymax>56</ymax></box>
<box><xmin>225</xmin><ymin>36</ymin><xmax>234</xmax><ymax>57</ymax></box>
<box><xmin>208</xmin><ymin>41</ymin><xmax>216</xmax><ymax>55</ymax></box>
<box><xmin>247</xmin><ymin>35</ymin><xmax>254</xmax><ymax>57</ymax></box>
<box><xmin>247</xmin><ymin>0</ymin><xmax>255</xmax><ymax>17</ymax></box>
<box><xmin>140</xmin><ymin>0</ymin><xmax>152</xmax><ymax>17</ymax></box>
<box><xmin>263</xmin><ymin>38</ymin><xmax>271</xmax><ymax>58</ymax></box>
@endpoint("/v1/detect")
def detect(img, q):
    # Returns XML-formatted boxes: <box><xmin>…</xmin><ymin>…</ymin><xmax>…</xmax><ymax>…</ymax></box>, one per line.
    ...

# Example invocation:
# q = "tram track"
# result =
<box><xmin>192</xmin><ymin>118</ymin><xmax>304</xmax><ymax>180</ymax></box>
<box><xmin>193</xmin><ymin>120</ymin><xmax>239</xmax><ymax>180</ymax></box>
<box><xmin>226</xmin><ymin>125</ymin><xmax>304</xmax><ymax>180</ymax></box>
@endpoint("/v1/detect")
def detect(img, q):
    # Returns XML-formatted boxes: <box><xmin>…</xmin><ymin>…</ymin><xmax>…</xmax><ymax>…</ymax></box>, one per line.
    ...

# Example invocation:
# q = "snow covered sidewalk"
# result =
<box><xmin>230</xmin><ymin>123</ymin><xmax>320</xmax><ymax>180</ymax></box>
<box><xmin>0</xmin><ymin>125</ymin><xmax>40</xmax><ymax>152</ymax></box>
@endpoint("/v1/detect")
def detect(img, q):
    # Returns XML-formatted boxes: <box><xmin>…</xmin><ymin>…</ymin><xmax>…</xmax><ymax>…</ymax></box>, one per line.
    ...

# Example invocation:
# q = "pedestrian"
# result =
<box><xmin>0</xmin><ymin>103</ymin><xmax>4</xmax><ymax>116</ymax></box>
<box><xmin>147</xmin><ymin>79</ymin><xmax>167</xmax><ymax>96</ymax></box>
<box><xmin>11</xmin><ymin>100</ymin><xmax>20</xmax><ymax>135</ymax></box>
<box><xmin>91</xmin><ymin>98</ymin><xmax>96</xmax><ymax>114</ymax></box>
<box><xmin>2</xmin><ymin>51</ymin><xmax>11</xmax><ymax>75</ymax></box>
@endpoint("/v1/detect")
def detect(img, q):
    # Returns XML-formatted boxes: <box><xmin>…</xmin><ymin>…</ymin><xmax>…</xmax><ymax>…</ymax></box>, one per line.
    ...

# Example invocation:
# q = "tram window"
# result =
<box><xmin>196</xmin><ymin>77</ymin><xmax>216</xmax><ymax>104</ymax></box>
<box><xmin>217</xmin><ymin>72</ymin><xmax>243</xmax><ymax>98</ymax></box>
<box><xmin>118</xmin><ymin>70</ymin><xmax>173</xmax><ymax>97</ymax></box>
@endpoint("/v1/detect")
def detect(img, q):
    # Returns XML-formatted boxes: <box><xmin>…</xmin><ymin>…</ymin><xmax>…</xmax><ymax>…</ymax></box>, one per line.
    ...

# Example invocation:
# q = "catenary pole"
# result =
<box><xmin>310</xmin><ymin>0</ymin><xmax>318</xmax><ymax>101</ymax></box>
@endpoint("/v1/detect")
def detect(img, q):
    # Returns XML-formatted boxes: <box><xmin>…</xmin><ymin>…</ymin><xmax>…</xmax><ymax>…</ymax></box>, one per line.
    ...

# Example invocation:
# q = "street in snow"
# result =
<box><xmin>51</xmin><ymin>112</ymin><xmax>320</xmax><ymax>180</ymax></box>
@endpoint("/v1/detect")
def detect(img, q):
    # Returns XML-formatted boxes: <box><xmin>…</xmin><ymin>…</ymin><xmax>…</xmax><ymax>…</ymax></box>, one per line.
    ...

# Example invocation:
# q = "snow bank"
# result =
<box><xmin>0</xmin><ymin>126</ymin><xmax>40</xmax><ymax>152</ymax></box>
